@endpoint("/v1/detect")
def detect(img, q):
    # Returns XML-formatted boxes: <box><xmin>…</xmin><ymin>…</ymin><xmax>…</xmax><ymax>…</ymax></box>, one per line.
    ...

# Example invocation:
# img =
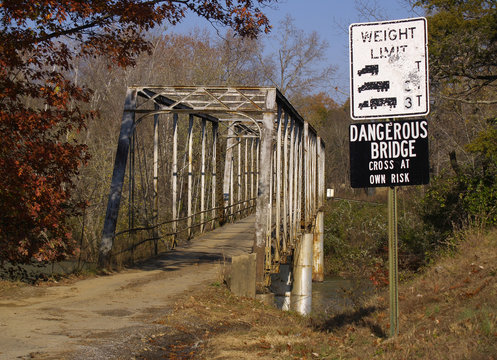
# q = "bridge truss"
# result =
<box><xmin>99</xmin><ymin>86</ymin><xmax>325</xmax><ymax>284</ymax></box>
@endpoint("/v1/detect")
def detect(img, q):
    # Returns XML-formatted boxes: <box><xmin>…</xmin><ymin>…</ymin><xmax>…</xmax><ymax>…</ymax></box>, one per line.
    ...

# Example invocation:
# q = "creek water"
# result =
<box><xmin>311</xmin><ymin>277</ymin><xmax>374</xmax><ymax>315</ymax></box>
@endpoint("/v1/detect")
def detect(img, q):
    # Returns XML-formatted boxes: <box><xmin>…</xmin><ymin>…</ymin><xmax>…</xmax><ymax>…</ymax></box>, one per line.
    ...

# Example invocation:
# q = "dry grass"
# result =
<box><xmin>129</xmin><ymin>228</ymin><xmax>497</xmax><ymax>359</ymax></box>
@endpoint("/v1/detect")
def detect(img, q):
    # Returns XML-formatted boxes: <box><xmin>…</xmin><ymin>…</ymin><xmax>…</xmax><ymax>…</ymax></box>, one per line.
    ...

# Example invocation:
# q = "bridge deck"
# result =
<box><xmin>138</xmin><ymin>214</ymin><xmax>255</xmax><ymax>271</ymax></box>
<box><xmin>0</xmin><ymin>216</ymin><xmax>255</xmax><ymax>359</ymax></box>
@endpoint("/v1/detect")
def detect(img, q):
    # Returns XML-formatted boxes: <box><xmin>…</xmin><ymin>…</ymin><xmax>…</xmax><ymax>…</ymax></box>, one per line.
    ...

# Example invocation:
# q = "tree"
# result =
<box><xmin>256</xmin><ymin>15</ymin><xmax>335</xmax><ymax>99</ymax></box>
<box><xmin>414</xmin><ymin>0</ymin><xmax>497</xmax><ymax>101</ymax></box>
<box><xmin>294</xmin><ymin>93</ymin><xmax>351</xmax><ymax>188</ymax></box>
<box><xmin>410</xmin><ymin>0</ymin><xmax>497</xmax><ymax>175</ymax></box>
<box><xmin>0</xmin><ymin>0</ymin><xmax>275</xmax><ymax>264</ymax></box>
<box><xmin>412</xmin><ymin>0</ymin><xmax>497</xmax><ymax>235</ymax></box>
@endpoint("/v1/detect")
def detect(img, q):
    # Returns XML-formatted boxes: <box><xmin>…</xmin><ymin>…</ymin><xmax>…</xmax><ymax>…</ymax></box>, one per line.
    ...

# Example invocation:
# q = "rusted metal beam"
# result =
<box><xmin>282</xmin><ymin>111</ymin><xmax>289</xmax><ymax>253</ymax></box>
<box><xmin>101</xmin><ymin>86</ymin><xmax>326</xmax><ymax>287</ymax></box>
<box><xmin>187</xmin><ymin>114</ymin><xmax>193</xmax><ymax>239</ymax></box>
<box><xmin>211</xmin><ymin>122</ymin><xmax>218</xmax><ymax>229</ymax></box>
<box><xmin>312</xmin><ymin>211</ymin><xmax>324</xmax><ymax>282</ymax></box>
<box><xmin>275</xmin><ymin>105</ymin><xmax>282</xmax><ymax>258</ymax></box>
<box><xmin>153</xmin><ymin>107</ymin><xmax>159</xmax><ymax>254</ymax></box>
<box><xmin>237</xmin><ymin>133</ymin><xmax>242</xmax><ymax>218</ymax></box>
<box><xmin>200</xmin><ymin>119</ymin><xmax>206</xmax><ymax>232</ymax></box>
<box><xmin>172</xmin><ymin>113</ymin><xmax>178</xmax><ymax>244</ymax></box>
<box><xmin>254</xmin><ymin>88</ymin><xmax>276</xmax><ymax>285</ymax></box>
<box><xmin>99</xmin><ymin>88</ymin><xmax>137</xmax><ymax>268</ymax></box>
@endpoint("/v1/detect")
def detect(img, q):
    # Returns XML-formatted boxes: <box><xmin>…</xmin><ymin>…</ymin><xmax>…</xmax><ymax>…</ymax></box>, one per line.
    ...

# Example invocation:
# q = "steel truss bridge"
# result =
<box><xmin>99</xmin><ymin>86</ymin><xmax>325</xmax><ymax>286</ymax></box>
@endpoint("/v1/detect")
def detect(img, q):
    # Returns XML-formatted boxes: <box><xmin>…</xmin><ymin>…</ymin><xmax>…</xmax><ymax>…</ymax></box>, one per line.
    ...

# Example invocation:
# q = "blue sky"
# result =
<box><xmin>172</xmin><ymin>0</ymin><xmax>423</xmax><ymax>104</ymax></box>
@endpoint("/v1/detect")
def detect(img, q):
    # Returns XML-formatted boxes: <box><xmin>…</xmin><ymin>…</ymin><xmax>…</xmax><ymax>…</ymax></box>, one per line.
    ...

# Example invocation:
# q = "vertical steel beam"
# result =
<box><xmin>244</xmin><ymin>138</ymin><xmax>248</xmax><ymax>214</ymax></box>
<box><xmin>129</xmin><ymin>128</ymin><xmax>135</xmax><ymax>235</ymax></box>
<box><xmin>224</xmin><ymin>125</ymin><xmax>234</xmax><ymax>221</ymax></box>
<box><xmin>255</xmin><ymin>138</ymin><xmax>260</xmax><ymax>203</ymax></box>
<box><xmin>297</xmin><ymin>126</ymin><xmax>305</xmax><ymax>230</ymax></box>
<box><xmin>254</xmin><ymin>88</ymin><xmax>275</xmax><ymax>284</ymax></box>
<box><xmin>275</xmin><ymin>106</ymin><xmax>282</xmax><ymax>257</ymax></box>
<box><xmin>288</xmin><ymin>118</ymin><xmax>295</xmax><ymax>245</ymax></box>
<box><xmin>153</xmin><ymin>108</ymin><xmax>159</xmax><ymax>254</ymax></box>
<box><xmin>211</xmin><ymin>122</ymin><xmax>218</xmax><ymax>229</ymax></box>
<box><xmin>250</xmin><ymin>138</ymin><xmax>254</xmax><ymax>208</ymax></box>
<box><xmin>312</xmin><ymin>211</ymin><xmax>324</xmax><ymax>282</ymax></box>
<box><xmin>129</xmin><ymin>128</ymin><xmax>136</xmax><ymax>259</ymax></box>
<box><xmin>237</xmin><ymin>133</ymin><xmax>242</xmax><ymax>217</ymax></box>
<box><xmin>200</xmin><ymin>119</ymin><xmax>206</xmax><ymax>232</ymax></box>
<box><xmin>310</xmin><ymin>135</ymin><xmax>316</xmax><ymax>217</ymax></box>
<box><xmin>292</xmin><ymin>123</ymin><xmax>299</xmax><ymax>241</ymax></box>
<box><xmin>269</xmin><ymin>141</ymin><xmax>277</xmax><ymax>267</ymax></box>
<box><xmin>187</xmin><ymin>114</ymin><xmax>193</xmax><ymax>239</ymax></box>
<box><xmin>318</xmin><ymin>138</ymin><xmax>325</xmax><ymax>208</ymax></box>
<box><xmin>303</xmin><ymin>122</ymin><xmax>310</xmax><ymax>226</ymax></box>
<box><xmin>99</xmin><ymin>88</ymin><xmax>137</xmax><ymax>267</ymax></box>
<box><xmin>172</xmin><ymin>113</ymin><xmax>178</xmax><ymax>244</ymax></box>
<box><xmin>282</xmin><ymin>112</ymin><xmax>289</xmax><ymax>253</ymax></box>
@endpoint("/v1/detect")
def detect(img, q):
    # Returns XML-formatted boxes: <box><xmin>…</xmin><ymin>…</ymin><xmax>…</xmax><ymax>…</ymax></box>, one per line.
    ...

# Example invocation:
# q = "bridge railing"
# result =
<box><xmin>256</xmin><ymin>90</ymin><xmax>326</xmax><ymax>283</ymax></box>
<box><xmin>99</xmin><ymin>86</ymin><xmax>325</xmax><ymax>284</ymax></box>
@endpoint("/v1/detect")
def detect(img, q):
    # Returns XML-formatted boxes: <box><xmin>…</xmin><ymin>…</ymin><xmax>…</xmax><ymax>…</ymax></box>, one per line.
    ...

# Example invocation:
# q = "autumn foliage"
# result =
<box><xmin>0</xmin><ymin>0</ymin><xmax>274</xmax><ymax>264</ymax></box>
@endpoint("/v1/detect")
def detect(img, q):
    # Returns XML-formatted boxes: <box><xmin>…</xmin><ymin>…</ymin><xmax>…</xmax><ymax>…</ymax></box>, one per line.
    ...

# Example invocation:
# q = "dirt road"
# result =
<box><xmin>0</xmin><ymin>216</ymin><xmax>254</xmax><ymax>359</ymax></box>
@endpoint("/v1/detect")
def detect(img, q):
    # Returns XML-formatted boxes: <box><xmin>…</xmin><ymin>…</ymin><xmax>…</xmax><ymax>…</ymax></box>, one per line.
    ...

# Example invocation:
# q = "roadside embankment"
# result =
<box><xmin>133</xmin><ymin>228</ymin><xmax>496</xmax><ymax>359</ymax></box>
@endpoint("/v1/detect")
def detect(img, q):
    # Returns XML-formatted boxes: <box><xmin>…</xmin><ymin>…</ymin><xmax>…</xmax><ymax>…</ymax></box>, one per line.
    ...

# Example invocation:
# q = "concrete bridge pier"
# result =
<box><xmin>276</xmin><ymin>210</ymin><xmax>324</xmax><ymax>316</ymax></box>
<box><xmin>290</xmin><ymin>233</ymin><xmax>314</xmax><ymax>315</ymax></box>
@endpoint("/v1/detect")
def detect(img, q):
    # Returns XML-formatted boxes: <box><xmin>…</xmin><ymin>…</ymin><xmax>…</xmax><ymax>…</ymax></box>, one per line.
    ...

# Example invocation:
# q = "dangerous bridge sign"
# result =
<box><xmin>349</xmin><ymin>17</ymin><xmax>429</xmax><ymax>120</ymax></box>
<box><xmin>349</xmin><ymin>119</ymin><xmax>429</xmax><ymax>188</ymax></box>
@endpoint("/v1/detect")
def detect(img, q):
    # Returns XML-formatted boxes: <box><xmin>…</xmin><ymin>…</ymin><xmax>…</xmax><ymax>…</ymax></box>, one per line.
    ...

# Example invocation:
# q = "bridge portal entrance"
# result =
<box><xmin>99</xmin><ymin>86</ymin><xmax>325</xmax><ymax>289</ymax></box>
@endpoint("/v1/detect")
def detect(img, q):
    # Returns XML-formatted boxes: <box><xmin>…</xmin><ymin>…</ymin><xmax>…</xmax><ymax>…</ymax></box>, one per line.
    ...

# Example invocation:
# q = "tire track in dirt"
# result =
<box><xmin>0</xmin><ymin>216</ymin><xmax>254</xmax><ymax>359</ymax></box>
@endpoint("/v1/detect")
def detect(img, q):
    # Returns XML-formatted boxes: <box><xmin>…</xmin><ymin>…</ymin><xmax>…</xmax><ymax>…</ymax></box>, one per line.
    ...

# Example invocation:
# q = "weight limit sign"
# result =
<box><xmin>349</xmin><ymin>17</ymin><xmax>429</xmax><ymax>120</ymax></box>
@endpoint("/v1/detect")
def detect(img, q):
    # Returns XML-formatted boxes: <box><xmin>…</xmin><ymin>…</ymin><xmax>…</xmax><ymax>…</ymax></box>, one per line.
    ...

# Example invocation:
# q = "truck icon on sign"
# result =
<box><xmin>370</xmin><ymin>97</ymin><xmax>397</xmax><ymax>109</ymax></box>
<box><xmin>358</xmin><ymin>81</ymin><xmax>389</xmax><ymax>93</ymax></box>
<box><xmin>357</xmin><ymin>64</ymin><xmax>379</xmax><ymax>76</ymax></box>
<box><xmin>358</xmin><ymin>100</ymin><xmax>369</xmax><ymax>110</ymax></box>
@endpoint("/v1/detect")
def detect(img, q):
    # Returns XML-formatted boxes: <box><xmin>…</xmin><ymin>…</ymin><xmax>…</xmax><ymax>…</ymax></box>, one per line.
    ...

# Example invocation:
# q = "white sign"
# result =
<box><xmin>349</xmin><ymin>17</ymin><xmax>429</xmax><ymax>120</ymax></box>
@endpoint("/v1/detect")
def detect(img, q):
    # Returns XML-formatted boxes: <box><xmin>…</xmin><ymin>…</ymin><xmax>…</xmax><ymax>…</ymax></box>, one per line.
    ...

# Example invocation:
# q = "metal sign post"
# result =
<box><xmin>388</xmin><ymin>186</ymin><xmax>399</xmax><ymax>337</ymax></box>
